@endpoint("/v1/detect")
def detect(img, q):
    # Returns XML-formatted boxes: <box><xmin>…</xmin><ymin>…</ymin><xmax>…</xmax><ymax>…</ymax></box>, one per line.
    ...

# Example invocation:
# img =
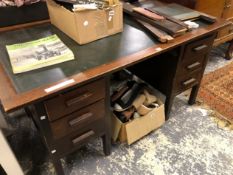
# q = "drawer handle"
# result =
<box><xmin>193</xmin><ymin>45</ymin><xmax>208</xmax><ymax>52</ymax></box>
<box><xmin>66</xmin><ymin>92</ymin><xmax>93</xmax><ymax>107</ymax></box>
<box><xmin>187</xmin><ymin>62</ymin><xmax>201</xmax><ymax>70</ymax></box>
<box><xmin>69</xmin><ymin>112</ymin><xmax>93</xmax><ymax>126</ymax></box>
<box><xmin>183</xmin><ymin>78</ymin><xmax>196</xmax><ymax>86</ymax></box>
<box><xmin>72</xmin><ymin>130</ymin><xmax>95</xmax><ymax>145</ymax></box>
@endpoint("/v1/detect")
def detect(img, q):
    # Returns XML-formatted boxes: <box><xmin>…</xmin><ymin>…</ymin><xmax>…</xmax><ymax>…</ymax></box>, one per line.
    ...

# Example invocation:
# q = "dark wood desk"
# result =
<box><xmin>0</xmin><ymin>2</ymin><xmax>229</xmax><ymax>174</ymax></box>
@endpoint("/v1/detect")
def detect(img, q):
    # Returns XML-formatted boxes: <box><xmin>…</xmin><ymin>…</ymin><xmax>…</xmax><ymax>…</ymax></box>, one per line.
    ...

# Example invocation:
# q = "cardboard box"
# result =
<box><xmin>111</xmin><ymin>90</ymin><xmax>165</xmax><ymax>145</ymax></box>
<box><xmin>46</xmin><ymin>0</ymin><xmax>123</xmax><ymax>44</ymax></box>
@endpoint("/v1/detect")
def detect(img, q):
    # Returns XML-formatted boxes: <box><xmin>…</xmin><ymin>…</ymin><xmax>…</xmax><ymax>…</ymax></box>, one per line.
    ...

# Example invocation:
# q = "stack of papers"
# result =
<box><xmin>6</xmin><ymin>35</ymin><xmax>74</xmax><ymax>74</ymax></box>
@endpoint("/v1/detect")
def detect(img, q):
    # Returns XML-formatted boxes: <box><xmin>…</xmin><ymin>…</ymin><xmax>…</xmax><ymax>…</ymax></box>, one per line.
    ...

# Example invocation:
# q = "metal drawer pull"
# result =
<box><xmin>193</xmin><ymin>44</ymin><xmax>208</xmax><ymax>52</ymax></box>
<box><xmin>187</xmin><ymin>62</ymin><xmax>201</xmax><ymax>70</ymax></box>
<box><xmin>66</xmin><ymin>92</ymin><xmax>93</xmax><ymax>107</ymax></box>
<box><xmin>69</xmin><ymin>112</ymin><xmax>93</xmax><ymax>126</ymax></box>
<box><xmin>183</xmin><ymin>78</ymin><xmax>196</xmax><ymax>86</ymax></box>
<box><xmin>72</xmin><ymin>130</ymin><xmax>95</xmax><ymax>145</ymax></box>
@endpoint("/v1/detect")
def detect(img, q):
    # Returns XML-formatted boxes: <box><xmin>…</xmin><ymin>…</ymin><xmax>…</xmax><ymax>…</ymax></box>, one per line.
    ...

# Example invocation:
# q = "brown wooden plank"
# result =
<box><xmin>136</xmin><ymin>19</ymin><xmax>174</xmax><ymax>43</ymax></box>
<box><xmin>133</xmin><ymin>7</ymin><xmax>165</xmax><ymax>21</ymax></box>
<box><xmin>145</xmin><ymin>8</ymin><xmax>189</xmax><ymax>29</ymax></box>
<box><xmin>123</xmin><ymin>2</ymin><xmax>187</xmax><ymax>37</ymax></box>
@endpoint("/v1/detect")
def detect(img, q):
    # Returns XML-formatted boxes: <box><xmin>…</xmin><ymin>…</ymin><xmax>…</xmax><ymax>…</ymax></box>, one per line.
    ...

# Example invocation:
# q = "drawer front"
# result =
<box><xmin>177</xmin><ymin>55</ymin><xmax>206</xmax><ymax>77</ymax></box>
<box><xmin>50</xmin><ymin>99</ymin><xmax>105</xmax><ymax>139</ymax></box>
<box><xmin>183</xmin><ymin>35</ymin><xmax>215</xmax><ymax>60</ymax></box>
<box><xmin>217</xmin><ymin>19</ymin><xmax>233</xmax><ymax>38</ymax></box>
<box><xmin>44</xmin><ymin>78</ymin><xmax>106</xmax><ymax>121</ymax></box>
<box><xmin>175</xmin><ymin>69</ymin><xmax>202</xmax><ymax>93</ymax></box>
<box><xmin>50</xmin><ymin>119</ymin><xmax>105</xmax><ymax>157</ymax></box>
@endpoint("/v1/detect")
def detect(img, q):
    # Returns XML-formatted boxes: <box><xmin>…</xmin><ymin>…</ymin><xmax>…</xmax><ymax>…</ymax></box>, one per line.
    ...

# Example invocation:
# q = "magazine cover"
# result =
<box><xmin>6</xmin><ymin>34</ymin><xmax>74</xmax><ymax>74</ymax></box>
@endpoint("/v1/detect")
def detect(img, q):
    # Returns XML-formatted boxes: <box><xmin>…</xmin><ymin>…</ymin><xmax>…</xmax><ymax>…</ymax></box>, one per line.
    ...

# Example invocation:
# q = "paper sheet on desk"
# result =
<box><xmin>6</xmin><ymin>34</ymin><xmax>74</xmax><ymax>74</ymax></box>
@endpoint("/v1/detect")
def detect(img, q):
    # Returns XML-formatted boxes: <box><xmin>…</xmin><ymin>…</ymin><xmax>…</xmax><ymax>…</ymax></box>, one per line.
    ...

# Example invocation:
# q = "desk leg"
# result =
<box><xmin>51</xmin><ymin>158</ymin><xmax>64</xmax><ymax>175</ymax></box>
<box><xmin>226</xmin><ymin>39</ymin><xmax>233</xmax><ymax>60</ymax></box>
<box><xmin>165</xmin><ymin>95</ymin><xmax>175</xmax><ymax>120</ymax></box>
<box><xmin>188</xmin><ymin>84</ymin><xmax>200</xmax><ymax>105</ymax></box>
<box><xmin>26</xmin><ymin>105</ymin><xmax>65</xmax><ymax>175</ymax></box>
<box><xmin>102</xmin><ymin>76</ymin><xmax>111</xmax><ymax>156</ymax></box>
<box><xmin>102</xmin><ymin>134</ymin><xmax>111</xmax><ymax>156</ymax></box>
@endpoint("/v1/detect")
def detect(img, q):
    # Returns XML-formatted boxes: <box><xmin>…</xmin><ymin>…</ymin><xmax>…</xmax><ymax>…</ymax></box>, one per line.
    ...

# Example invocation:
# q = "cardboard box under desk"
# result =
<box><xmin>46</xmin><ymin>0</ymin><xmax>123</xmax><ymax>44</ymax></box>
<box><xmin>111</xmin><ymin>91</ymin><xmax>165</xmax><ymax>145</ymax></box>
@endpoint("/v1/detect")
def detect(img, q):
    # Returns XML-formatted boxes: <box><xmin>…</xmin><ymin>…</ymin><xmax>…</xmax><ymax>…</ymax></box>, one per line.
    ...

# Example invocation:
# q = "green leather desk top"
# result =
<box><xmin>0</xmin><ymin>16</ymin><xmax>156</xmax><ymax>93</ymax></box>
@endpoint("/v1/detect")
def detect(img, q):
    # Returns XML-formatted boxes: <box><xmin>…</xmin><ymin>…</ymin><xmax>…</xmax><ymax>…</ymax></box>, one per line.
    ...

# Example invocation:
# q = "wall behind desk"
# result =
<box><xmin>0</xmin><ymin>1</ymin><xmax>49</xmax><ymax>28</ymax></box>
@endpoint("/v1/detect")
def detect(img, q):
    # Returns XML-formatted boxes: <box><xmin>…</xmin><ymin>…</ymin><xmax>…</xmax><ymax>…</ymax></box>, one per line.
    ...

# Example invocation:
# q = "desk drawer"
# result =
<box><xmin>50</xmin><ymin>99</ymin><xmax>105</xmax><ymax>139</ymax></box>
<box><xmin>44</xmin><ymin>78</ymin><xmax>106</xmax><ymax>121</ymax></box>
<box><xmin>217</xmin><ymin>19</ymin><xmax>233</xmax><ymax>38</ymax></box>
<box><xmin>177</xmin><ymin>55</ymin><xmax>206</xmax><ymax>76</ymax></box>
<box><xmin>175</xmin><ymin>69</ymin><xmax>202</xmax><ymax>93</ymax></box>
<box><xmin>51</xmin><ymin>119</ymin><xmax>105</xmax><ymax>157</ymax></box>
<box><xmin>183</xmin><ymin>34</ymin><xmax>215</xmax><ymax>60</ymax></box>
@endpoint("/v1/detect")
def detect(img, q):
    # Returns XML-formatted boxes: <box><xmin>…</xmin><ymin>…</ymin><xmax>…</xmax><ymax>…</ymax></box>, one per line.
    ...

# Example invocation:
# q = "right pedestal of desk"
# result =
<box><xmin>129</xmin><ymin>33</ymin><xmax>216</xmax><ymax>120</ymax></box>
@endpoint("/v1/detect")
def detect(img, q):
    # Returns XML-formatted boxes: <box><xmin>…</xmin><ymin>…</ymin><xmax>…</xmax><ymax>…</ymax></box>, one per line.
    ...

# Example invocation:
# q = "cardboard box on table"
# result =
<box><xmin>111</xmin><ymin>88</ymin><xmax>165</xmax><ymax>145</ymax></box>
<box><xmin>46</xmin><ymin>0</ymin><xmax>123</xmax><ymax>44</ymax></box>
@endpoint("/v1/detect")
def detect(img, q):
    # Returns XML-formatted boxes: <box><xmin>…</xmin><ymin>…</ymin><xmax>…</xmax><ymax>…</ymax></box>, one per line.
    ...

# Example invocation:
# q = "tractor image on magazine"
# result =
<box><xmin>35</xmin><ymin>45</ymin><xmax>61</xmax><ymax>60</ymax></box>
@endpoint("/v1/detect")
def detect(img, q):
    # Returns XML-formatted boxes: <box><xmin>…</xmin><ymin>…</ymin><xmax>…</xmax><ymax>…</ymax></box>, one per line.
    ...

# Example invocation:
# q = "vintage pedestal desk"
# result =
<box><xmin>0</xmin><ymin>1</ymin><xmax>230</xmax><ymax>174</ymax></box>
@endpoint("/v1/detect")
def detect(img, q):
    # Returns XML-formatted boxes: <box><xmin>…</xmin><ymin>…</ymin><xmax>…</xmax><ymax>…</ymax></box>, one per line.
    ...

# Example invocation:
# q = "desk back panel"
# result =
<box><xmin>0</xmin><ymin>17</ymin><xmax>156</xmax><ymax>93</ymax></box>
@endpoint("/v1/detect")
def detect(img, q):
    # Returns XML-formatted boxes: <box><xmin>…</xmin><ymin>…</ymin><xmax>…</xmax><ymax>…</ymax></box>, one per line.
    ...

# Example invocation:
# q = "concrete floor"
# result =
<box><xmin>5</xmin><ymin>44</ymin><xmax>233</xmax><ymax>175</ymax></box>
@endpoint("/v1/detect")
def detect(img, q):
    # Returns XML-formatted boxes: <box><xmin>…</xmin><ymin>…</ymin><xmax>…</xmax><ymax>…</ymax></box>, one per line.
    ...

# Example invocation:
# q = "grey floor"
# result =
<box><xmin>6</xmin><ymin>44</ymin><xmax>233</xmax><ymax>175</ymax></box>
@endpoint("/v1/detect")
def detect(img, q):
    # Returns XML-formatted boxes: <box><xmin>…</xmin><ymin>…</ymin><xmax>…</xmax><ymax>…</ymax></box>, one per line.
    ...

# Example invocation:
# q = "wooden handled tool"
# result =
<box><xmin>136</xmin><ymin>19</ymin><xmax>174</xmax><ymax>43</ymax></box>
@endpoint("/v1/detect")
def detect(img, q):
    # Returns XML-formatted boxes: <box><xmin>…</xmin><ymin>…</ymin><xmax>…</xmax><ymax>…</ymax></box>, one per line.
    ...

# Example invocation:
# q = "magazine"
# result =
<box><xmin>6</xmin><ymin>34</ymin><xmax>74</xmax><ymax>74</ymax></box>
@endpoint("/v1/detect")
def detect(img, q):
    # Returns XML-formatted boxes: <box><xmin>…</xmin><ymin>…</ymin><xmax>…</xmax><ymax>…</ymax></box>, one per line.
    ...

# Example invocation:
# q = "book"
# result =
<box><xmin>6</xmin><ymin>34</ymin><xmax>74</xmax><ymax>74</ymax></box>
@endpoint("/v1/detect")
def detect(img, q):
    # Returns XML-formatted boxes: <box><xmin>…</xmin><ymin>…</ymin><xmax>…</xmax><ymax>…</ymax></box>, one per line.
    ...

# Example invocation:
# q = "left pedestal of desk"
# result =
<box><xmin>25</xmin><ymin>77</ymin><xmax>111</xmax><ymax>175</ymax></box>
